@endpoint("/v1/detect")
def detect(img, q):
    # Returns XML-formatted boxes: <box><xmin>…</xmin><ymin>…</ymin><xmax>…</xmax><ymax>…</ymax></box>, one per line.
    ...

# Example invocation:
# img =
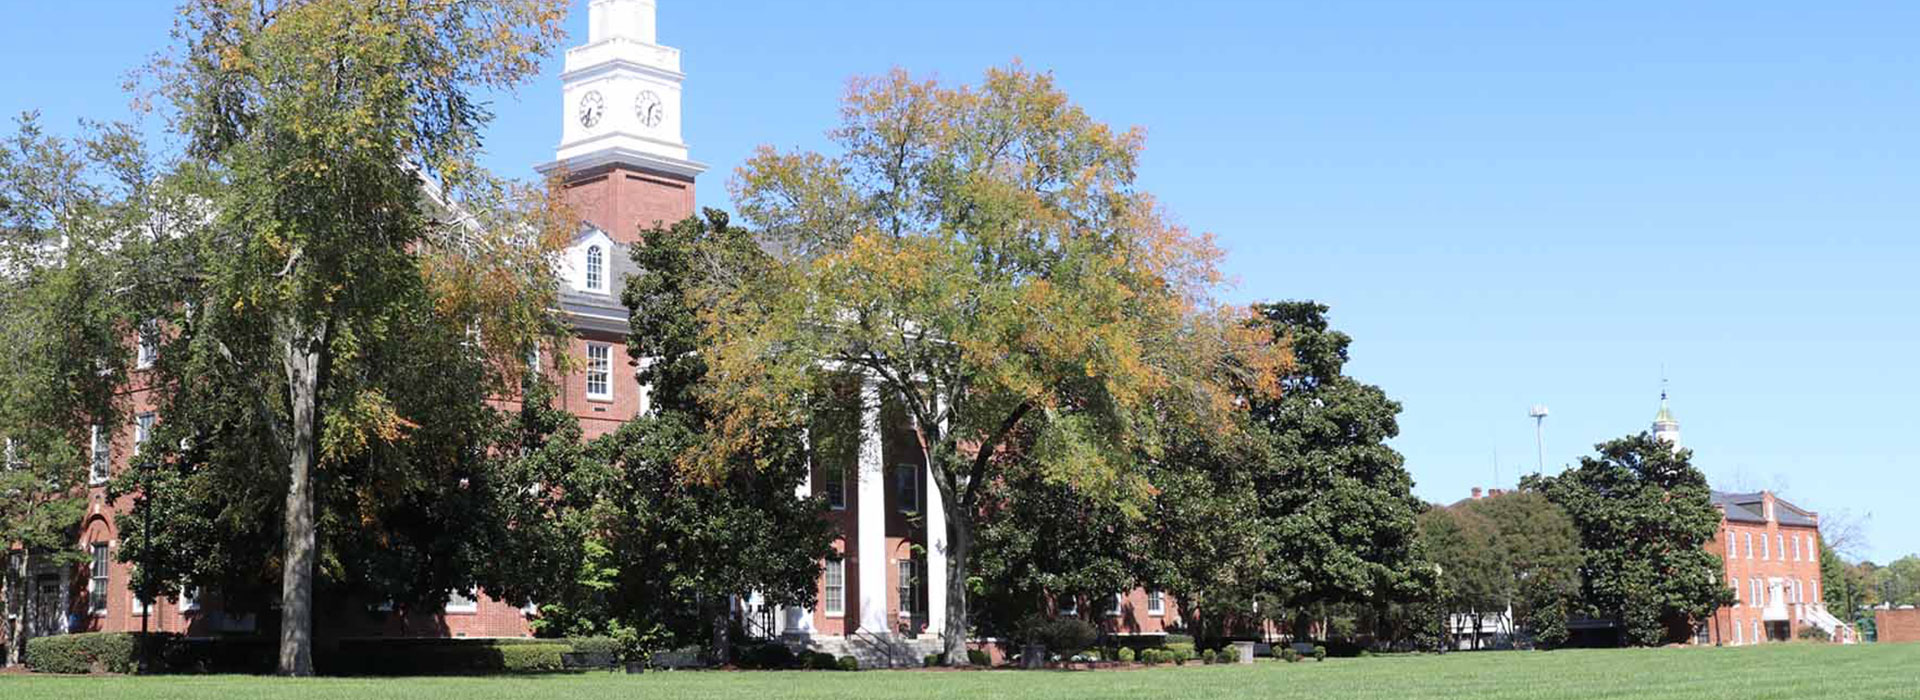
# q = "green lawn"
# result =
<box><xmin>5</xmin><ymin>643</ymin><xmax>1916</xmax><ymax>699</ymax></box>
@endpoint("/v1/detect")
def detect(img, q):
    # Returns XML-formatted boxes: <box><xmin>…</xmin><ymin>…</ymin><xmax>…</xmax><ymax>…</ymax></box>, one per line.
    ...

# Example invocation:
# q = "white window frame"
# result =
<box><xmin>585</xmin><ymin>343</ymin><xmax>612</xmax><ymax>401</ymax></box>
<box><xmin>1744</xmin><ymin>532</ymin><xmax>1753</xmax><ymax>559</ymax></box>
<box><xmin>181</xmin><ymin>587</ymin><xmax>199</xmax><ymax>612</ymax></box>
<box><xmin>90</xmin><ymin>425</ymin><xmax>110</xmax><ymax>484</ymax></box>
<box><xmin>136</xmin><ymin>321</ymin><xmax>159</xmax><ymax>369</ymax></box>
<box><xmin>1058</xmin><ymin>596</ymin><xmax>1077</xmax><ymax>617</ymax></box>
<box><xmin>823</xmin><ymin>558</ymin><xmax>846</xmax><ymax>618</ymax></box>
<box><xmin>1730</xmin><ymin>574</ymin><xmax>1740</xmax><ymax>606</ymax></box>
<box><xmin>1753</xmin><ymin>620</ymin><xmax>1762</xmax><ymax>644</ymax></box>
<box><xmin>1105</xmin><ymin>593</ymin><xmax>1124</xmax><ymax>618</ymax></box>
<box><xmin>1147</xmin><ymin>590</ymin><xmax>1165</xmax><ymax>617</ymax></box>
<box><xmin>90</xmin><ymin>543</ymin><xmax>110</xmax><ymax>614</ymax></box>
<box><xmin>1725</xmin><ymin>531</ymin><xmax>1735</xmax><ymax>560</ymax></box>
<box><xmin>897</xmin><ymin>559</ymin><xmax>916</xmax><ymax>619</ymax></box>
<box><xmin>445</xmin><ymin>590</ymin><xmax>479</xmax><ymax>614</ymax></box>
<box><xmin>1760</xmin><ymin>532</ymin><xmax>1769</xmax><ymax>560</ymax></box>
<box><xmin>1733</xmin><ymin>618</ymin><xmax>1743</xmax><ymax>645</ymax></box>
<box><xmin>134</xmin><ymin>413</ymin><xmax>155</xmax><ymax>458</ymax></box>
<box><xmin>585</xmin><ymin>245</ymin><xmax>605</xmax><ymax>292</ymax></box>
<box><xmin>1776</xmin><ymin>534</ymin><xmax>1784</xmax><ymax>562</ymax></box>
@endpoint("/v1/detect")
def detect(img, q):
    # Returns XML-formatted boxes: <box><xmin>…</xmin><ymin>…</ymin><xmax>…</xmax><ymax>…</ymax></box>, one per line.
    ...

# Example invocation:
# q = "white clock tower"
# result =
<box><xmin>541</xmin><ymin>0</ymin><xmax>703</xmax><ymax>177</ymax></box>
<box><xmin>539</xmin><ymin>0</ymin><xmax>704</xmax><ymax>242</ymax></box>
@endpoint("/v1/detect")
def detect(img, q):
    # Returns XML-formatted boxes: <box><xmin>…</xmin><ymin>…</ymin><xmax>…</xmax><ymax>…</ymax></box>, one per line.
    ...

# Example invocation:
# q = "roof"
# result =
<box><xmin>1711</xmin><ymin>491</ymin><xmax>1818</xmax><ymax>527</ymax></box>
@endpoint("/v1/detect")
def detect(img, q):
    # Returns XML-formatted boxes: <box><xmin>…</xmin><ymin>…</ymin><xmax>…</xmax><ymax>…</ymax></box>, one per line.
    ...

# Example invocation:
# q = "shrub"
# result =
<box><xmin>807</xmin><ymin>651</ymin><xmax>839</xmax><ymax>670</ymax></box>
<box><xmin>1797</xmin><ymin>626</ymin><xmax>1832</xmax><ymax>642</ymax></box>
<box><xmin>499</xmin><ymin>644</ymin><xmax>568</xmax><ymax>673</ymax></box>
<box><xmin>1280</xmin><ymin>647</ymin><xmax>1301</xmax><ymax>663</ymax></box>
<box><xmin>1117</xmin><ymin>647</ymin><xmax>1136</xmax><ymax>663</ymax></box>
<box><xmin>1165</xmin><ymin>633</ymin><xmax>1195</xmax><ymax>647</ymax></box>
<box><xmin>735</xmin><ymin>643</ymin><xmax>798</xmax><ymax>670</ymax></box>
<box><xmin>564</xmin><ymin>637</ymin><xmax>620</xmax><ymax>656</ymax></box>
<box><xmin>966</xmin><ymin>648</ymin><xmax>991</xmax><ymax>667</ymax></box>
<box><xmin>1312</xmin><ymin>645</ymin><xmax>1328</xmax><ymax>662</ymax></box>
<box><xmin>836</xmin><ymin>655</ymin><xmax>859</xmax><ymax>671</ymax></box>
<box><xmin>924</xmin><ymin>653</ymin><xmax>942</xmax><ymax>667</ymax></box>
<box><xmin>1359</xmin><ymin>649</ymin><xmax>1373</xmax><ymax>658</ymax></box>
<box><xmin>1167</xmin><ymin>641</ymin><xmax>1196</xmax><ymax>656</ymax></box>
<box><xmin>1020</xmin><ymin>616</ymin><xmax>1099</xmax><ymax>660</ymax></box>
<box><xmin>25</xmin><ymin>632</ymin><xmax>145</xmax><ymax>674</ymax></box>
<box><xmin>1173</xmin><ymin>648</ymin><xmax>1193</xmax><ymax>665</ymax></box>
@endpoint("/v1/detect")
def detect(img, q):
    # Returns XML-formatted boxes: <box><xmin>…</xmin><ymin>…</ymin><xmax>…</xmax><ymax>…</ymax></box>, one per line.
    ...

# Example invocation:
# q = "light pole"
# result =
<box><xmin>1528</xmin><ymin>405</ymin><xmax>1550</xmax><ymax>474</ymax></box>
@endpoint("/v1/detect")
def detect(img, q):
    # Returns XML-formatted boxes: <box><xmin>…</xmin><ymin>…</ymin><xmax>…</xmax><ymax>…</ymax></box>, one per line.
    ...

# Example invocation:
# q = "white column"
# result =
<box><xmin>925</xmin><ymin>392</ymin><xmax>949</xmax><ymax>642</ymax></box>
<box><xmin>856</xmin><ymin>379</ymin><xmax>889</xmax><ymax>636</ymax></box>
<box><xmin>785</xmin><ymin>427</ymin><xmax>815</xmax><ymax>636</ymax></box>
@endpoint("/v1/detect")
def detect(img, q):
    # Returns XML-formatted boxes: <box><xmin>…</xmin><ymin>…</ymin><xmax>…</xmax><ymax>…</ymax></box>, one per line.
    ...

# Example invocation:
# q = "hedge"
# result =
<box><xmin>25</xmin><ymin>632</ymin><xmax>145</xmax><ymax>674</ymax></box>
<box><xmin>24</xmin><ymin>633</ymin><xmax>594</xmax><ymax>675</ymax></box>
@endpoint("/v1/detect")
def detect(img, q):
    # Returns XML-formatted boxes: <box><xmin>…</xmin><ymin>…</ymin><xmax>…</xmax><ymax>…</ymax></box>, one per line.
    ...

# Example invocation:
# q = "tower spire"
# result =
<box><xmin>1652</xmin><ymin>376</ymin><xmax>1680</xmax><ymax>451</ymax></box>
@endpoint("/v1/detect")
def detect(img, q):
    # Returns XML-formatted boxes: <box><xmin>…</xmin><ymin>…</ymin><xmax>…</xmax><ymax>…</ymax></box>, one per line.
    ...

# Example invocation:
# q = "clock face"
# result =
<box><xmin>635</xmin><ymin>90</ymin><xmax>665</xmax><ymax>129</ymax></box>
<box><xmin>578</xmin><ymin>91</ymin><xmax>605</xmax><ymax>129</ymax></box>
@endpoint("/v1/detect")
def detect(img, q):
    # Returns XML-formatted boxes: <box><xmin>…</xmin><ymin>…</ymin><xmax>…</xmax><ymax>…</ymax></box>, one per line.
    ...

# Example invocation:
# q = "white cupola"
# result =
<box><xmin>539</xmin><ymin>0</ymin><xmax>706</xmax><ymax>179</ymax></box>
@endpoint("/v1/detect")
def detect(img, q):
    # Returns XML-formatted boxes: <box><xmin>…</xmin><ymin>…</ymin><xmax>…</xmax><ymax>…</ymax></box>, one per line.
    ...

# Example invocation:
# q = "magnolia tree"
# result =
<box><xmin>715</xmin><ymin>65</ymin><xmax>1290</xmax><ymax>663</ymax></box>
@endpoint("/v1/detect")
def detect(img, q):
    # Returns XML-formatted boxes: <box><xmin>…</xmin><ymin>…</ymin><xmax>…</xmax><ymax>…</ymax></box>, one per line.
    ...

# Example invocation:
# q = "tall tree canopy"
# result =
<box><xmin>1417</xmin><ymin>504</ymin><xmax>1507</xmax><ymax>650</ymax></box>
<box><xmin>1247</xmin><ymin>302</ymin><xmax>1430</xmax><ymax>623</ymax></box>
<box><xmin>1524</xmin><ymin>434</ymin><xmax>1733</xmax><ymax>647</ymax></box>
<box><xmin>1459</xmin><ymin>491</ymin><xmax>1581</xmax><ymax>648</ymax></box>
<box><xmin>0</xmin><ymin>115</ymin><xmax>144</xmax><ymax>665</ymax></box>
<box><xmin>720</xmin><ymin>64</ymin><xmax>1289</xmax><ymax>661</ymax></box>
<box><xmin>525</xmin><ymin>210</ymin><xmax>834</xmax><ymax>662</ymax></box>
<box><xmin>125</xmin><ymin>0</ymin><xmax>571</xmax><ymax>675</ymax></box>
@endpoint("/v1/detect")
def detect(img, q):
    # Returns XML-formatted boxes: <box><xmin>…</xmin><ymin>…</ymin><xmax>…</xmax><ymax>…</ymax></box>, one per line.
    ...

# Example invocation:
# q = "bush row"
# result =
<box><xmin>24</xmin><ymin>633</ymin><xmax>606</xmax><ymax>675</ymax></box>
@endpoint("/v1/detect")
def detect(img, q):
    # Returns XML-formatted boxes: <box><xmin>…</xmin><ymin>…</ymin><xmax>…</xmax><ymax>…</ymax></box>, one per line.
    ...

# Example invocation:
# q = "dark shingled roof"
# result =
<box><xmin>1712</xmin><ymin>491</ymin><xmax>1818</xmax><ymax>527</ymax></box>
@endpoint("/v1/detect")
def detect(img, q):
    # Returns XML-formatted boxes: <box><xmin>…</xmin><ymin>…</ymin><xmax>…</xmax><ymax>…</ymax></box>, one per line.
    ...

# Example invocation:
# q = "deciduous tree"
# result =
<box><xmin>135</xmin><ymin>0</ymin><xmax>569</xmax><ymax>675</ymax></box>
<box><xmin>722</xmin><ymin>65</ymin><xmax>1288</xmax><ymax>662</ymax></box>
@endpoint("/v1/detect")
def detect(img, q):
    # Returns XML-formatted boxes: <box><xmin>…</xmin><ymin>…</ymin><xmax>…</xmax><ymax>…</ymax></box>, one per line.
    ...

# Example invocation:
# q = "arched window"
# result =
<box><xmin>585</xmin><ymin>245</ymin><xmax>605</xmax><ymax>291</ymax></box>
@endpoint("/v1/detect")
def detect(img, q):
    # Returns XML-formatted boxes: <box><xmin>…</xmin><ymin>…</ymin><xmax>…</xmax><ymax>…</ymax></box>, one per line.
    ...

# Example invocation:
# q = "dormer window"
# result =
<box><xmin>585</xmin><ymin>245</ymin><xmax>605</xmax><ymax>292</ymax></box>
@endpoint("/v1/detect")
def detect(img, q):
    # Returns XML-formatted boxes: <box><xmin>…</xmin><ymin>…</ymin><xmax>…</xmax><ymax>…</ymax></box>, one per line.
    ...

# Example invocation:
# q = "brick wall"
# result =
<box><xmin>1878</xmin><ymin>608</ymin><xmax>1920</xmax><ymax>644</ymax></box>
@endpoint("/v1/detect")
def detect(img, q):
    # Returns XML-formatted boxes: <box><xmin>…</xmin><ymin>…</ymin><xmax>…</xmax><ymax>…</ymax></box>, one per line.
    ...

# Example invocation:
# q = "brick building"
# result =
<box><xmin>5</xmin><ymin>0</ymin><xmax>1179</xmax><ymax>664</ymax></box>
<box><xmin>1649</xmin><ymin>394</ymin><xmax>1855</xmax><ymax>645</ymax></box>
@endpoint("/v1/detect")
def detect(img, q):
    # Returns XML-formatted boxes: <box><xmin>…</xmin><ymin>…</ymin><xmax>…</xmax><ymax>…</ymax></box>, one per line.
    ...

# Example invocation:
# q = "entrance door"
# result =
<box><xmin>32</xmin><ymin>576</ymin><xmax>64</xmax><ymax>638</ymax></box>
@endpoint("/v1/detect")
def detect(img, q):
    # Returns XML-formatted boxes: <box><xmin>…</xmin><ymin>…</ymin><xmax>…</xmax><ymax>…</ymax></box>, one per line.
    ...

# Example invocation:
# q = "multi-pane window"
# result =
<box><xmin>1750</xmin><ymin>578</ymin><xmax>1761</xmax><ymax>606</ymax></box>
<box><xmin>446</xmin><ymin>590</ymin><xmax>479</xmax><ymax>613</ymax></box>
<box><xmin>897</xmin><ymin>559</ymin><xmax>917</xmax><ymax>618</ymax></box>
<box><xmin>134</xmin><ymin>413</ymin><xmax>155</xmax><ymax>457</ymax></box>
<box><xmin>137</xmin><ymin>321</ymin><xmax>158</xmax><ymax>369</ymax></box>
<box><xmin>1760</xmin><ymin>532</ymin><xmax>1769</xmax><ymax>560</ymax></box>
<box><xmin>1148</xmin><ymin>590</ymin><xmax>1165</xmax><ymax>616</ymax></box>
<box><xmin>1753</xmin><ymin>620</ymin><xmax>1762</xmax><ymax>644</ymax></box>
<box><xmin>1105</xmin><ymin>593</ymin><xmax>1123</xmax><ymax>617</ymax></box>
<box><xmin>893</xmin><ymin>463</ymin><xmax>918</xmax><ymax>514</ymax></box>
<box><xmin>1744</xmin><ymin>532</ymin><xmax>1753</xmax><ymax>559</ymax></box>
<box><xmin>90</xmin><ymin>425</ymin><xmax>110</xmax><ymax>483</ymax></box>
<box><xmin>181</xmin><ymin>587</ymin><xmax>199</xmax><ymax>612</ymax></box>
<box><xmin>1058</xmin><ymin>596</ymin><xmax>1077</xmax><ymax>617</ymax></box>
<box><xmin>585</xmin><ymin>245</ymin><xmax>604</xmax><ymax>291</ymax></box>
<box><xmin>823</xmin><ymin>558</ymin><xmax>846</xmax><ymax>616</ymax></box>
<box><xmin>1776</xmin><ymin>534</ymin><xmax>1784</xmax><ymax>561</ymax></box>
<box><xmin>586</xmin><ymin>343</ymin><xmax>611</xmax><ymax>400</ymax></box>
<box><xmin>1730</xmin><ymin>575</ymin><xmax>1741</xmax><ymax>606</ymax></box>
<box><xmin>823</xmin><ymin>463</ymin><xmax>846</xmax><ymax>510</ymax></box>
<box><xmin>90</xmin><ymin>543</ymin><xmax>109</xmax><ymax>613</ymax></box>
<box><xmin>1734</xmin><ymin>620</ymin><xmax>1744</xmax><ymax>645</ymax></box>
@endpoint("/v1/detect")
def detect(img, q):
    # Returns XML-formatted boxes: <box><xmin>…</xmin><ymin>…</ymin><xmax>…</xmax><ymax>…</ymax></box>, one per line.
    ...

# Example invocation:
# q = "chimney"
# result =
<box><xmin>1471</xmin><ymin>487</ymin><xmax>1483</xmax><ymax>500</ymax></box>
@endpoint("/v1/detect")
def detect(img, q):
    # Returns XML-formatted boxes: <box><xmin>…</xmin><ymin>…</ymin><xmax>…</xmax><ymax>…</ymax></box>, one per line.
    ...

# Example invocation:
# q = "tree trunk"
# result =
<box><xmin>941</xmin><ymin>515</ymin><xmax>972</xmax><ymax>665</ymax></box>
<box><xmin>277</xmin><ymin>327</ymin><xmax>323</xmax><ymax>676</ymax></box>
<box><xmin>709</xmin><ymin>596</ymin><xmax>730</xmax><ymax>667</ymax></box>
<box><xmin>5</xmin><ymin>550</ymin><xmax>25</xmax><ymax>667</ymax></box>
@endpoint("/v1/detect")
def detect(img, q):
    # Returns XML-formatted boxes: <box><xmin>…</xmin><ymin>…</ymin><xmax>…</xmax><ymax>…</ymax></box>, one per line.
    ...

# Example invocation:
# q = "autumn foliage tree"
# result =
<box><xmin>719</xmin><ymin>65</ymin><xmax>1289</xmax><ymax>662</ymax></box>
<box><xmin>131</xmin><ymin>0</ymin><xmax>571</xmax><ymax>675</ymax></box>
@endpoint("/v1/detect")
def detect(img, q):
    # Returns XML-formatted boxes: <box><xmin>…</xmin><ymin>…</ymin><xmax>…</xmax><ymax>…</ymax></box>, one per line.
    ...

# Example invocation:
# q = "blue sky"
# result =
<box><xmin>4</xmin><ymin>1</ymin><xmax>1915</xmax><ymax>562</ymax></box>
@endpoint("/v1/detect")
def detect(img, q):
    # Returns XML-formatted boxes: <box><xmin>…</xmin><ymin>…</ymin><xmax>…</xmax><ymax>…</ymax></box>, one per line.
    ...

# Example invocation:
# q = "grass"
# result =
<box><xmin>4</xmin><ymin>643</ymin><xmax>1916</xmax><ymax>699</ymax></box>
